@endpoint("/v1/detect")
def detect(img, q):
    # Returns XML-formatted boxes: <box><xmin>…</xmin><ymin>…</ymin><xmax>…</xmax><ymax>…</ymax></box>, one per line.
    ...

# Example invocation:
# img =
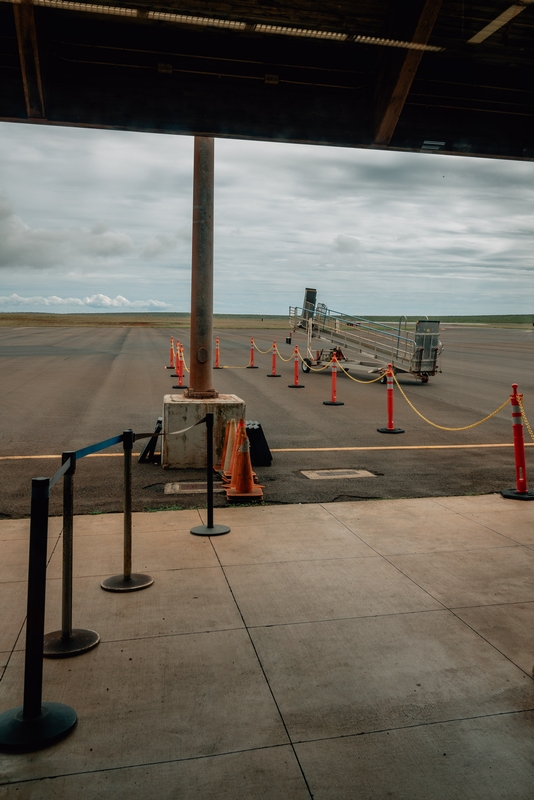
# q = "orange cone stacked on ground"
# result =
<box><xmin>225</xmin><ymin>419</ymin><xmax>263</xmax><ymax>502</ymax></box>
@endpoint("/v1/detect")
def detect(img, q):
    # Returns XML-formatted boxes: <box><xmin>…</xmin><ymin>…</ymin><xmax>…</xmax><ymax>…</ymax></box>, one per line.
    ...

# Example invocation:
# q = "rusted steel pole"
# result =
<box><xmin>186</xmin><ymin>136</ymin><xmax>218</xmax><ymax>399</ymax></box>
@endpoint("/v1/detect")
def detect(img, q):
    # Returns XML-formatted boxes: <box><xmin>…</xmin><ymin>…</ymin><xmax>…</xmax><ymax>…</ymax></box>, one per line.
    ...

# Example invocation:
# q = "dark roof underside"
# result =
<box><xmin>2</xmin><ymin>0</ymin><xmax>534</xmax><ymax>159</ymax></box>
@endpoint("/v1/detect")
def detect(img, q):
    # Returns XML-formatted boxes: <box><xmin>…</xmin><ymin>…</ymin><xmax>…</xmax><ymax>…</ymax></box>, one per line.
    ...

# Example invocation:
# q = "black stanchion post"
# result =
<box><xmin>101</xmin><ymin>431</ymin><xmax>154</xmax><ymax>592</ymax></box>
<box><xmin>191</xmin><ymin>413</ymin><xmax>231</xmax><ymax>536</ymax></box>
<box><xmin>44</xmin><ymin>453</ymin><xmax>100</xmax><ymax>657</ymax></box>
<box><xmin>0</xmin><ymin>478</ymin><xmax>77</xmax><ymax>752</ymax></box>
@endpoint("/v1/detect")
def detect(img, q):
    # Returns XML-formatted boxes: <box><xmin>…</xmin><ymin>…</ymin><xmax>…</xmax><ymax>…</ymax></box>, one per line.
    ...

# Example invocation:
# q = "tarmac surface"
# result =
<box><xmin>1</xmin><ymin>495</ymin><xmax>533</xmax><ymax>797</ymax></box>
<box><xmin>0</xmin><ymin>325</ymin><xmax>533</xmax><ymax>517</ymax></box>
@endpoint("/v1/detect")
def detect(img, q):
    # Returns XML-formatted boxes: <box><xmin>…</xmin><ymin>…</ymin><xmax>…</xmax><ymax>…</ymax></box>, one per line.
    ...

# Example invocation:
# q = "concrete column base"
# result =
<box><xmin>162</xmin><ymin>394</ymin><xmax>245</xmax><ymax>468</ymax></box>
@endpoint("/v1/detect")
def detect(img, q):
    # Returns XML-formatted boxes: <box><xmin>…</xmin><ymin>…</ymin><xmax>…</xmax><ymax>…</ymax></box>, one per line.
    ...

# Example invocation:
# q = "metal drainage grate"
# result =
<box><xmin>301</xmin><ymin>469</ymin><xmax>376</xmax><ymax>481</ymax></box>
<box><xmin>164</xmin><ymin>482</ymin><xmax>225</xmax><ymax>495</ymax></box>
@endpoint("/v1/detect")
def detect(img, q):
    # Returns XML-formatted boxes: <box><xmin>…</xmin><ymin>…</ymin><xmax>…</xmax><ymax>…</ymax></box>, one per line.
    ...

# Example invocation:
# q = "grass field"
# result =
<box><xmin>0</xmin><ymin>312</ymin><xmax>532</xmax><ymax>328</ymax></box>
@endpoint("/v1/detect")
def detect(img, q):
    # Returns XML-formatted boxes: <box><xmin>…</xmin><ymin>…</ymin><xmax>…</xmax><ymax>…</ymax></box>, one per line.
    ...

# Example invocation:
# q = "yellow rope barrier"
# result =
<box><xmin>182</xmin><ymin>351</ymin><xmax>190</xmax><ymax>373</ymax></box>
<box><xmin>253</xmin><ymin>342</ymin><xmax>273</xmax><ymax>354</ymax></box>
<box><xmin>392</xmin><ymin>373</ymin><xmax>510</xmax><ymax>431</ymax></box>
<box><xmin>275</xmin><ymin>345</ymin><xmax>294</xmax><ymax>363</ymax></box>
<box><xmin>296</xmin><ymin>349</ymin><xmax>333</xmax><ymax>372</ymax></box>
<box><xmin>518</xmin><ymin>396</ymin><xmax>534</xmax><ymax>442</ymax></box>
<box><xmin>337</xmin><ymin>363</ymin><xmax>385</xmax><ymax>384</ymax></box>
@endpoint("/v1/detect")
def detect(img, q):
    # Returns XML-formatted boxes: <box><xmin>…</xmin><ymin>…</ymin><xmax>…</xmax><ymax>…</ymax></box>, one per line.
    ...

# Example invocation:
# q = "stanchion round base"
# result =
<box><xmin>288</xmin><ymin>384</ymin><xmax>305</xmax><ymax>388</ymax></box>
<box><xmin>0</xmin><ymin>702</ymin><xmax>77</xmax><ymax>753</ymax></box>
<box><xmin>377</xmin><ymin>427</ymin><xmax>405</xmax><ymax>434</ymax></box>
<box><xmin>170</xmin><ymin>373</ymin><xmax>178</xmax><ymax>377</ymax></box>
<box><xmin>43</xmin><ymin>628</ymin><xmax>100</xmax><ymax>658</ymax></box>
<box><xmin>190</xmin><ymin>523</ymin><xmax>231</xmax><ymax>536</ymax></box>
<box><xmin>267</xmin><ymin>374</ymin><xmax>281</xmax><ymax>377</ymax></box>
<box><xmin>323</xmin><ymin>401</ymin><xmax>344</xmax><ymax>406</ymax></box>
<box><xmin>246</xmin><ymin>366</ymin><xmax>258</xmax><ymax>369</ymax></box>
<box><xmin>172</xmin><ymin>385</ymin><xmax>188</xmax><ymax>390</ymax></box>
<box><xmin>101</xmin><ymin>573</ymin><xmax>154</xmax><ymax>592</ymax></box>
<box><xmin>501</xmin><ymin>489</ymin><xmax>534</xmax><ymax>501</ymax></box>
<box><xmin>214</xmin><ymin>367</ymin><xmax>223</xmax><ymax>370</ymax></box>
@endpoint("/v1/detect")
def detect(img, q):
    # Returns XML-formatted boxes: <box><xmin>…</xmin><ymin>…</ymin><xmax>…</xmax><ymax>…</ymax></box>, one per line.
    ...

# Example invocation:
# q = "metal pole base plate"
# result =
<box><xmin>377</xmin><ymin>427</ymin><xmax>405</xmax><ymax>434</ymax></box>
<box><xmin>267</xmin><ymin>374</ymin><xmax>281</xmax><ymax>377</ymax></box>
<box><xmin>43</xmin><ymin>628</ymin><xmax>100</xmax><ymax>658</ymax></box>
<box><xmin>246</xmin><ymin>366</ymin><xmax>258</xmax><ymax>369</ymax></box>
<box><xmin>172</xmin><ymin>385</ymin><xmax>188</xmax><ymax>390</ymax></box>
<box><xmin>190</xmin><ymin>523</ymin><xmax>231</xmax><ymax>536</ymax></box>
<box><xmin>288</xmin><ymin>385</ymin><xmax>305</xmax><ymax>388</ymax></box>
<box><xmin>323</xmin><ymin>401</ymin><xmax>344</xmax><ymax>406</ymax></box>
<box><xmin>0</xmin><ymin>702</ymin><xmax>77</xmax><ymax>753</ymax></box>
<box><xmin>501</xmin><ymin>489</ymin><xmax>534</xmax><ymax>501</ymax></box>
<box><xmin>101</xmin><ymin>573</ymin><xmax>154</xmax><ymax>592</ymax></box>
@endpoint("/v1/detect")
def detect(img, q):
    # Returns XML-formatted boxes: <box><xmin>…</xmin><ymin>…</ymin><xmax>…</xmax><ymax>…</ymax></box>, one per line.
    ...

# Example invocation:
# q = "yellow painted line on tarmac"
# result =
<box><xmin>0</xmin><ymin>443</ymin><xmax>532</xmax><ymax>461</ymax></box>
<box><xmin>272</xmin><ymin>443</ymin><xmax>534</xmax><ymax>453</ymax></box>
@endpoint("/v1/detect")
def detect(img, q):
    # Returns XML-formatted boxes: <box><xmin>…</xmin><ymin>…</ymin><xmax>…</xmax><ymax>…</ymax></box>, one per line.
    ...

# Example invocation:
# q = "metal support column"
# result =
<box><xmin>185</xmin><ymin>136</ymin><xmax>218</xmax><ymax>399</ymax></box>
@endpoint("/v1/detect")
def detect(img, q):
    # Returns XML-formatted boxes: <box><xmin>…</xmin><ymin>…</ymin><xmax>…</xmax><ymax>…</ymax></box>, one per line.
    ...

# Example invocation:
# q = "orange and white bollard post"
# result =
<box><xmin>377</xmin><ymin>365</ymin><xmax>404</xmax><ymax>433</ymax></box>
<box><xmin>214</xmin><ymin>337</ymin><xmax>222</xmax><ymax>369</ymax></box>
<box><xmin>267</xmin><ymin>341</ymin><xmax>281</xmax><ymax>377</ymax></box>
<box><xmin>323</xmin><ymin>353</ymin><xmax>344</xmax><ymax>406</ymax></box>
<box><xmin>288</xmin><ymin>346</ymin><xmax>305</xmax><ymax>389</ymax></box>
<box><xmin>170</xmin><ymin>339</ymin><xmax>179</xmax><ymax>377</ymax></box>
<box><xmin>501</xmin><ymin>384</ymin><xmax>534</xmax><ymax>499</ymax></box>
<box><xmin>173</xmin><ymin>344</ymin><xmax>188</xmax><ymax>390</ymax></box>
<box><xmin>167</xmin><ymin>337</ymin><xmax>175</xmax><ymax>369</ymax></box>
<box><xmin>247</xmin><ymin>338</ymin><xmax>258</xmax><ymax>369</ymax></box>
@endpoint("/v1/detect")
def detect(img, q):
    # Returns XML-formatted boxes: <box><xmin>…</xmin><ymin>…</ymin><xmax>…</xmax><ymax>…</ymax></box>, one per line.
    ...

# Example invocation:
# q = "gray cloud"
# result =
<box><xmin>1</xmin><ymin>124</ymin><xmax>533</xmax><ymax>315</ymax></box>
<box><xmin>0</xmin><ymin>197</ymin><xmax>134</xmax><ymax>269</ymax></box>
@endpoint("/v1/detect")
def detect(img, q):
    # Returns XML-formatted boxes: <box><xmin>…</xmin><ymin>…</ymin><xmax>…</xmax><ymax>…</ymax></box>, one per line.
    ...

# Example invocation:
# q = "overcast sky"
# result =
<box><xmin>0</xmin><ymin>121</ymin><xmax>533</xmax><ymax>316</ymax></box>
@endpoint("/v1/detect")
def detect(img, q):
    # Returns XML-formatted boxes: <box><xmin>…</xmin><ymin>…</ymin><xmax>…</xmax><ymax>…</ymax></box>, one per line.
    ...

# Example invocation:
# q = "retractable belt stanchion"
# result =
<box><xmin>43</xmin><ymin>452</ymin><xmax>100</xmax><ymax>657</ymax></box>
<box><xmin>0</xmin><ymin>478</ymin><xmax>77</xmax><ymax>752</ymax></box>
<box><xmin>267</xmin><ymin>341</ymin><xmax>280</xmax><ymax>377</ymax></box>
<box><xmin>191</xmin><ymin>413</ymin><xmax>231</xmax><ymax>536</ymax></box>
<box><xmin>501</xmin><ymin>383</ymin><xmax>534</xmax><ymax>500</ymax></box>
<box><xmin>101</xmin><ymin>431</ymin><xmax>154</xmax><ymax>591</ymax></box>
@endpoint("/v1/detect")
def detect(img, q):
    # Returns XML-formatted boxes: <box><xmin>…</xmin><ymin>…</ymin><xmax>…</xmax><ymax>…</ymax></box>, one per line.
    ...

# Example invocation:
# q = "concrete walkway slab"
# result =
<box><xmin>46</xmin><ymin>526</ymin><xmax>219</xmax><ymax>579</ymax></box>
<box><xmin>329</xmin><ymin>506</ymin><xmax>515</xmax><ymax>555</ymax></box>
<box><xmin>454</xmin><ymin>601</ymin><xmax>534</xmax><ymax>676</ymax></box>
<box><xmin>250</xmin><ymin>612</ymin><xmax>533</xmax><ymax>742</ymax></box>
<box><xmin>296</xmin><ymin>712</ymin><xmax>534</xmax><ymax>800</ymax></box>
<box><xmin>461</xmin><ymin>509</ymin><xmax>534</xmax><ymax>546</ymax></box>
<box><xmin>1</xmin><ymin>495</ymin><xmax>533</xmax><ymax>798</ymax></box>
<box><xmin>211</xmin><ymin>519</ymin><xmax>376</xmax><ymax>565</ymax></box>
<box><xmin>389</xmin><ymin>546</ymin><xmax>534</xmax><ymax>607</ymax></box>
<box><xmin>0</xmin><ymin>629</ymin><xmax>288</xmax><ymax>782</ymax></box>
<box><xmin>225</xmin><ymin>556</ymin><xmax>441</xmax><ymax>627</ymax></box>
<box><xmin>39</xmin><ymin>567</ymin><xmax>244</xmax><ymax>645</ymax></box>
<box><xmin>0</xmin><ymin>745</ymin><xmax>311</xmax><ymax>800</ymax></box>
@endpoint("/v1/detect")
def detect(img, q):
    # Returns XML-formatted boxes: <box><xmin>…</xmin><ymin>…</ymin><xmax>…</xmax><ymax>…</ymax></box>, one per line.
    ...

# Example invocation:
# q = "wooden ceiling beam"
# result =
<box><xmin>374</xmin><ymin>0</ymin><xmax>442</xmax><ymax>146</ymax></box>
<box><xmin>13</xmin><ymin>0</ymin><xmax>46</xmax><ymax>119</ymax></box>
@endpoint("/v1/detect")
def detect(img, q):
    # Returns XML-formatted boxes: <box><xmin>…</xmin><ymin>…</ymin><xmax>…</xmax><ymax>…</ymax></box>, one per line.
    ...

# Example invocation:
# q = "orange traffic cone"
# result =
<box><xmin>219</xmin><ymin>419</ymin><xmax>237</xmax><ymax>479</ymax></box>
<box><xmin>216</xmin><ymin>420</ymin><xmax>232</xmax><ymax>472</ymax></box>
<box><xmin>225</xmin><ymin>429</ymin><xmax>264</xmax><ymax>503</ymax></box>
<box><xmin>223</xmin><ymin>418</ymin><xmax>244</xmax><ymax>483</ymax></box>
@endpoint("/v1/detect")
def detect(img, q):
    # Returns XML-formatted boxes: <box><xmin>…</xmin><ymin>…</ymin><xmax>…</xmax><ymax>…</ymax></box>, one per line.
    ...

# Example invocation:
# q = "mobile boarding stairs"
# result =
<box><xmin>289</xmin><ymin>300</ymin><xmax>442</xmax><ymax>383</ymax></box>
